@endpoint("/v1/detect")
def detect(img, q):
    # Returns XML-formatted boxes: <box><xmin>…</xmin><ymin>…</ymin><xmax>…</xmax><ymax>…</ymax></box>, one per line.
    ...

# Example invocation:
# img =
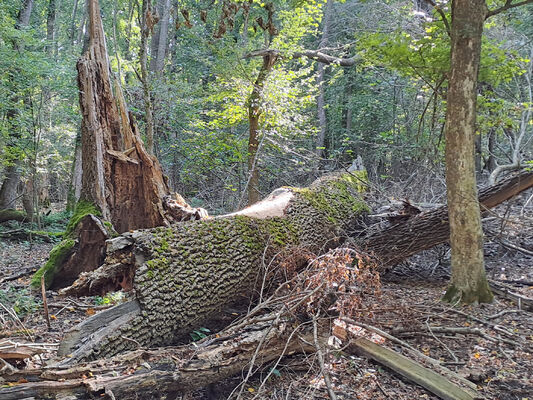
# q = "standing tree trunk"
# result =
<box><xmin>32</xmin><ymin>0</ymin><xmax>204</xmax><ymax>290</ymax></box>
<box><xmin>66</xmin><ymin>130</ymin><xmax>83</xmax><ymax>211</ymax></box>
<box><xmin>442</xmin><ymin>0</ymin><xmax>492</xmax><ymax>304</ymax></box>
<box><xmin>315</xmin><ymin>0</ymin><xmax>333</xmax><ymax>159</ymax></box>
<box><xmin>154</xmin><ymin>0</ymin><xmax>171</xmax><ymax>73</ymax></box>
<box><xmin>0</xmin><ymin>0</ymin><xmax>35</xmax><ymax>210</ymax></box>
<box><xmin>140</xmin><ymin>0</ymin><xmax>155</xmax><ymax>155</ymax></box>
<box><xmin>247</xmin><ymin>54</ymin><xmax>278</xmax><ymax>206</ymax></box>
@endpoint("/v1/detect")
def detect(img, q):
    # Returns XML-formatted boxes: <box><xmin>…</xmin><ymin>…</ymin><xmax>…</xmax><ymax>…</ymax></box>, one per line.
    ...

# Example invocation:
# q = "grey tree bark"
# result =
<box><xmin>316</xmin><ymin>0</ymin><xmax>333</xmax><ymax>158</ymax></box>
<box><xmin>442</xmin><ymin>0</ymin><xmax>492</xmax><ymax>304</ymax></box>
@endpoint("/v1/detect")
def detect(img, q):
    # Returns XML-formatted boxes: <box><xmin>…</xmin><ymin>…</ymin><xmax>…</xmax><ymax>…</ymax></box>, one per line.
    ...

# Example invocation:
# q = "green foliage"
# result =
<box><xmin>94</xmin><ymin>291</ymin><xmax>126</xmax><ymax>306</ymax></box>
<box><xmin>189</xmin><ymin>327</ymin><xmax>211</xmax><ymax>341</ymax></box>
<box><xmin>0</xmin><ymin>286</ymin><xmax>40</xmax><ymax>317</ymax></box>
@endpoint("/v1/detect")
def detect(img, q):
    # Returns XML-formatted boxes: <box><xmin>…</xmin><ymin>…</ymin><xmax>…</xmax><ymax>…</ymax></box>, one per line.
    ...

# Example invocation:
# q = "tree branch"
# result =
<box><xmin>245</xmin><ymin>48</ymin><xmax>360</xmax><ymax>67</ymax></box>
<box><xmin>424</xmin><ymin>0</ymin><xmax>451</xmax><ymax>37</ymax></box>
<box><xmin>486</xmin><ymin>0</ymin><xmax>533</xmax><ymax>19</ymax></box>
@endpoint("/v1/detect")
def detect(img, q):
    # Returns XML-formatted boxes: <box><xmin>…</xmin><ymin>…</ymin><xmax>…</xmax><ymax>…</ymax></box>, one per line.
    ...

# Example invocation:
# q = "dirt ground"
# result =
<box><xmin>0</xmin><ymin>191</ymin><xmax>532</xmax><ymax>399</ymax></box>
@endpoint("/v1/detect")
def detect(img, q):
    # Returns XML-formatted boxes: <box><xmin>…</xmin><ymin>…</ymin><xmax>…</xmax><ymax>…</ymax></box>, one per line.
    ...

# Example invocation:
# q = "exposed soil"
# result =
<box><xmin>0</xmin><ymin>191</ymin><xmax>531</xmax><ymax>399</ymax></box>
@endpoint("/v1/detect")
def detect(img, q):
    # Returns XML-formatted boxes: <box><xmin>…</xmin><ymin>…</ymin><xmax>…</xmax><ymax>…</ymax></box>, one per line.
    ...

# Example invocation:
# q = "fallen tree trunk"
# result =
<box><xmin>364</xmin><ymin>170</ymin><xmax>533</xmax><ymax>267</ymax></box>
<box><xmin>55</xmin><ymin>173</ymin><xmax>368</xmax><ymax>363</ymax></box>
<box><xmin>0</xmin><ymin>209</ymin><xmax>26</xmax><ymax>223</ymax></box>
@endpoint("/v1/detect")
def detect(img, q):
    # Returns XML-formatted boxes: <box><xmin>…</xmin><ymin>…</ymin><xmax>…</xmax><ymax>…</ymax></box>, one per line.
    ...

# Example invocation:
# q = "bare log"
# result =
<box><xmin>364</xmin><ymin>170</ymin><xmax>533</xmax><ymax>267</ymax></box>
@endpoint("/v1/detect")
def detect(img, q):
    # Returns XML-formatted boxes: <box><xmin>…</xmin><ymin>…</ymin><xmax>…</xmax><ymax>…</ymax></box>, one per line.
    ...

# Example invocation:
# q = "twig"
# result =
<box><xmin>425</xmin><ymin>320</ymin><xmax>458</xmax><ymax>363</ymax></box>
<box><xmin>313</xmin><ymin>314</ymin><xmax>337</xmax><ymax>400</ymax></box>
<box><xmin>486</xmin><ymin>309</ymin><xmax>524</xmax><ymax>320</ymax></box>
<box><xmin>41</xmin><ymin>275</ymin><xmax>50</xmax><ymax>330</ymax></box>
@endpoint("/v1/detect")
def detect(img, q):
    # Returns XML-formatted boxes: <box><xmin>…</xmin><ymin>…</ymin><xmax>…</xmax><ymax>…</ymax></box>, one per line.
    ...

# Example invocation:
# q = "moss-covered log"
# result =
<box><xmin>0</xmin><ymin>209</ymin><xmax>27</xmax><ymax>223</ymax></box>
<box><xmin>55</xmin><ymin>173</ymin><xmax>367</xmax><ymax>363</ymax></box>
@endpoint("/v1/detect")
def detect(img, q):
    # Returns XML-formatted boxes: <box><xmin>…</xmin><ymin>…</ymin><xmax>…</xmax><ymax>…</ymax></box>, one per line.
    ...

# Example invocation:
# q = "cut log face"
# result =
<box><xmin>58</xmin><ymin>173</ymin><xmax>368</xmax><ymax>363</ymax></box>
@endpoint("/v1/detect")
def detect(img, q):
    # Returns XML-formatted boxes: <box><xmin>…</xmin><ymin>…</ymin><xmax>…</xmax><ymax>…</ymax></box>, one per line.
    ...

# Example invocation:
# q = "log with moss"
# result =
<box><xmin>0</xmin><ymin>209</ymin><xmax>26</xmax><ymax>223</ymax></box>
<box><xmin>56</xmin><ymin>172</ymin><xmax>368</xmax><ymax>363</ymax></box>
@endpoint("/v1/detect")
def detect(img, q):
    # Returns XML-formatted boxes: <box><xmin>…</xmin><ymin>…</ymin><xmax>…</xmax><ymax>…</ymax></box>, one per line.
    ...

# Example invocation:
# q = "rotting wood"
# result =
<box><xmin>0</xmin><ymin>315</ymin><xmax>316</xmax><ymax>400</ymax></box>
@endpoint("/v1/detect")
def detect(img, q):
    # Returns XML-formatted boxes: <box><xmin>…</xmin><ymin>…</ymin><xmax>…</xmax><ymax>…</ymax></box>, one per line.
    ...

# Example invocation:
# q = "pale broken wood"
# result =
<box><xmin>349</xmin><ymin>338</ymin><xmax>480</xmax><ymax>400</ymax></box>
<box><xmin>0</xmin><ymin>340</ymin><xmax>58</xmax><ymax>360</ymax></box>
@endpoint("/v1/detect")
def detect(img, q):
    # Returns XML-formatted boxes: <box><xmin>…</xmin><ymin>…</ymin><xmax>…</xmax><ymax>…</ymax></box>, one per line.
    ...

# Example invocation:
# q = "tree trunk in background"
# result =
<box><xmin>475</xmin><ymin>132</ymin><xmax>482</xmax><ymax>173</ymax></box>
<box><xmin>154</xmin><ymin>0</ymin><xmax>171</xmax><ymax>72</ymax></box>
<box><xmin>0</xmin><ymin>0</ymin><xmax>35</xmax><ymax>210</ymax></box>
<box><xmin>486</xmin><ymin>128</ymin><xmax>496</xmax><ymax>171</ymax></box>
<box><xmin>316</xmin><ymin>0</ymin><xmax>333</xmax><ymax>159</ymax></box>
<box><xmin>0</xmin><ymin>164</ymin><xmax>22</xmax><ymax>209</ymax></box>
<box><xmin>247</xmin><ymin>54</ymin><xmax>277</xmax><ymax>205</ymax></box>
<box><xmin>69</xmin><ymin>0</ymin><xmax>79</xmax><ymax>45</ymax></box>
<box><xmin>148</xmin><ymin>0</ymin><xmax>162</xmax><ymax>72</ymax></box>
<box><xmin>66</xmin><ymin>130</ymin><xmax>83</xmax><ymax>212</ymax></box>
<box><xmin>140</xmin><ymin>0</ymin><xmax>155</xmax><ymax>155</ymax></box>
<box><xmin>442</xmin><ymin>0</ymin><xmax>492</xmax><ymax>304</ymax></box>
<box><xmin>46</xmin><ymin>0</ymin><xmax>57</xmax><ymax>57</ymax></box>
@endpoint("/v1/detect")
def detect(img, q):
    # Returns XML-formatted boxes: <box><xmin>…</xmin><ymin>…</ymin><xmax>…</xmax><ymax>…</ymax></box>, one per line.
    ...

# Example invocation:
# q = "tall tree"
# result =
<box><xmin>316</xmin><ymin>0</ymin><xmax>333</xmax><ymax>158</ymax></box>
<box><xmin>0</xmin><ymin>0</ymin><xmax>34</xmax><ymax>210</ymax></box>
<box><xmin>441</xmin><ymin>0</ymin><xmax>533</xmax><ymax>304</ymax></box>
<box><xmin>139</xmin><ymin>0</ymin><xmax>155</xmax><ymax>155</ymax></box>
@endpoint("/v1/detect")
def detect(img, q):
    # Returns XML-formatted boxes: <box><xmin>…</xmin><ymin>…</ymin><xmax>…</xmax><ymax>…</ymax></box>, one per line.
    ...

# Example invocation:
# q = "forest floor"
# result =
<box><xmin>0</xmin><ymin>192</ymin><xmax>532</xmax><ymax>399</ymax></box>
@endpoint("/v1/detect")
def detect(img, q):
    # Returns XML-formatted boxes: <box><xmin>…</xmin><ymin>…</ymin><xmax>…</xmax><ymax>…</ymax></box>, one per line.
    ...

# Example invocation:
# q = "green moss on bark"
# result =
<box><xmin>64</xmin><ymin>200</ymin><xmax>101</xmax><ymax>238</ymax></box>
<box><xmin>71</xmin><ymin>173</ymin><xmax>370</xmax><ymax>360</ymax></box>
<box><xmin>31</xmin><ymin>239</ymin><xmax>76</xmax><ymax>289</ymax></box>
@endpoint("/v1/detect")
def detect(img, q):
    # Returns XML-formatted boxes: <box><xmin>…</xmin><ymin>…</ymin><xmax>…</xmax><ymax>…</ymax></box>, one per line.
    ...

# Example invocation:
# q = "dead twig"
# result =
<box><xmin>312</xmin><ymin>314</ymin><xmax>337</xmax><ymax>400</ymax></box>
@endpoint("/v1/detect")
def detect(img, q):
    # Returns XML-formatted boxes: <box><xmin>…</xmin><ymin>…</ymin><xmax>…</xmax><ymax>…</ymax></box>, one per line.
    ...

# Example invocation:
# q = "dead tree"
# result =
<box><xmin>55</xmin><ymin>173</ymin><xmax>368</xmax><ymax>363</ymax></box>
<box><xmin>32</xmin><ymin>0</ymin><xmax>204</xmax><ymax>289</ymax></box>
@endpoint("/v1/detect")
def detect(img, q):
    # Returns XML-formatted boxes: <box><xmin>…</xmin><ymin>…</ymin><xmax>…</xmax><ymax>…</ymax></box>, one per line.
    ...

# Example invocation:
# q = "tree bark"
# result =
<box><xmin>316</xmin><ymin>0</ymin><xmax>333</xmax><ymax>158</ymax></box>
<box><xmin>0</xmin><ymin>314</ymin><xmax>317</xmax><ymax>400</ymax></box>
<box><xmin>66</xmin><ymin>129</ymin><xmax>83</xmax><ymax>212</ymax></box>
<box><xmin>247</xmin><ymin>54</ymin><xmax>278</xmax><ymax>205</ymax></box>
<box><xmin>32</xmin><ymin>0</ymin><xmax>206</xmax><ymax>290</ymax></box>
<box><xmin>140</xmin><ymin>0</ymin><xmax>155</xmax><ymax>155</ymax></box>
<box><xmin>57</xmin><ymin>173</ymin><xmax>367</xmax><ymax>362</ymax></box>
<box><xmin>78</xmin><ymin>0</ymin><xmax>188</xmax><ymax>232</ymax></box>
<box><xmin>364</xmin><ymin>170</ymin><xmax>533</xmax><ymax>267</ymax></box>
<box><xmin>154</xmin><ymin>0</ymin><xmax>171</xmax><ymax>72</ymax></box>
<box><xmin>442</xmin><ymin>0</ymin><xmax>492</xmax><ymax>304</ymax></box>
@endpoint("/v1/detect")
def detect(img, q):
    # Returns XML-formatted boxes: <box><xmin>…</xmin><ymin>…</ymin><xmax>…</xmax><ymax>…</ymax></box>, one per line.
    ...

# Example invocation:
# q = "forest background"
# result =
<box><xmin>1</xmin><ymin>0</ymin><xmax>532</xmax><ymax>219</ymax></box>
